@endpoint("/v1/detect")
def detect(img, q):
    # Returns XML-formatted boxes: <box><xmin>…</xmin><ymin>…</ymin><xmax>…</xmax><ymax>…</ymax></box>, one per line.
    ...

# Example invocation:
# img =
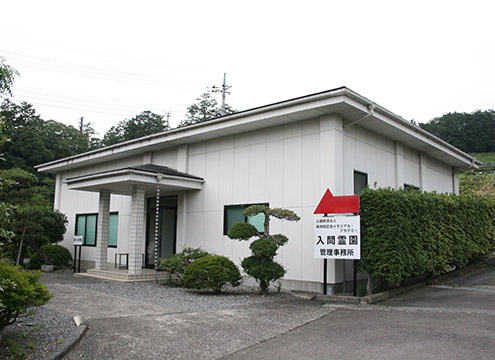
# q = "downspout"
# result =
<box><xmin>343</xmin><ymin>102</ymin><xmax>376</xmax><ymax>128</ymax></box>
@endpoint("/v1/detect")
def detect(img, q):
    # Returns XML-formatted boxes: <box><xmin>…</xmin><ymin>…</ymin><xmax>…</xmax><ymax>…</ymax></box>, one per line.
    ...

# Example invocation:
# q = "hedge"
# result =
<box><xmin>359</xmin><ymin>187</ymin><xmax>495</xmax><ymax>287</ymax></box>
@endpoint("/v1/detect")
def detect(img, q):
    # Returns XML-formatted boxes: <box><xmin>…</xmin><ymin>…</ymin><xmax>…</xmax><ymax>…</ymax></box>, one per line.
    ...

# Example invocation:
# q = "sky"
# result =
<box><xmin>1</xmin><ymin>0</ymin><xmax>494</xmax><ymax>138</ymax></box>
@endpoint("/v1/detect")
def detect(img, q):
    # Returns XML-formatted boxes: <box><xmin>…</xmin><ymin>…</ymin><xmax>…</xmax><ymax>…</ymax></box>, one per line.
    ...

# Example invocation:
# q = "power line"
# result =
<box><xmin>15</xmin><ymin>85</ymin><xmax>189</xmax><ymax>111</ymax></box>
<box><xmin>0</xmin><ymin>35</ymin><xmax>224</xmax><ymax>76</ymax></box>
<box><xmin>14</xmin><ymin>88</ymin><xmax>173</xmax><ymax>112</ymax></box>
<box><xmin>9</xmin><ymin>59</ymin><xmax>205</xmax><ymax>90</ymax></box>
<box><xmin>2</xmin><ymin>50</ymin><xmax>206</xmax><ymax>88</ymax></box>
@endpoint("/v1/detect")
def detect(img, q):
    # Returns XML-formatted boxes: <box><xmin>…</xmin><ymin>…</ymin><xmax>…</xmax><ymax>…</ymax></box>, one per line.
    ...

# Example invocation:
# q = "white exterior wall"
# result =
<box><xmin>55</xmin><ymin>114</ymin><xmax>458</xmax><ymax>290</ymax></box>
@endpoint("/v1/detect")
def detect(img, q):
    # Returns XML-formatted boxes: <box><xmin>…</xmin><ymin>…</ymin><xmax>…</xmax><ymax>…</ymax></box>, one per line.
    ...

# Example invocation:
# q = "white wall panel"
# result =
<box><xmin>218</xmin><ymin>149</ymin><xmax>235</xmax><ymax>205</ymax></box>
<box><xmin>248</xmin><ymin>143</ymin><xmax>267</xmax><ymax>201</ymax></box>
<box><xmin>265</xmin><ymin>139</ymin><xmax>284</xmax><ymax>206</ymax></box>
<box><xmin>203</xmin><ymin>151</ymin><xmax>220</xmax><ymax>211</ymax></box>
<box><xmin>302</xmin><ymin>133</ymin><xmax>321</xmax><ymax>207</ymax></box>
<box><xmin>283</xmin><ymin>136</ymin><xmax>303</xmax><ymax>208</ymax></box>
<box><xmin>232</xmin><ymin>146</ymin><xmax>250</xmax><ymax>204</ymax></box>
<box><xmin>152</xmin><ymin>148</ymin><xmax>178</xmax><ymax>168</ymax></box>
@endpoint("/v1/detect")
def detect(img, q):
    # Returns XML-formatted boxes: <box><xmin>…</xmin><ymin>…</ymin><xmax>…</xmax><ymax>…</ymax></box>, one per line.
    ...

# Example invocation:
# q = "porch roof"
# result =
<box><xmin>66</xmin><ymin>164</ymin><xmax>204</xmax><ymax>196</ymax></box>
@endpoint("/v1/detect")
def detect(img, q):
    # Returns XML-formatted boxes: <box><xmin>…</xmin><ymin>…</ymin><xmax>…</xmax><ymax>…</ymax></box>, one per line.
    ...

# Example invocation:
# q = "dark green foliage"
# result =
<box><xmin>0</xmin><ymin>260</ymin><xmax>52</xmax><ymax>332</ymax></box>
<box><xmin>0</xmin><ymin>100</ymin><xmax>100</xmax><ymax>175</ymax></box>
<box><xmin>26</xmin><ymin>244</ymin><xmax>72</xmax><ymax>269</ymax></box>
<box><xmin>241</xmin><ymin>238</ymin><xmax>286</xmax><ymax>293</ymax></box>
<box><xmin>249</xmin><ymin>238</ymin><xmax>278</xmax><ymax>258</ymax></box>
<box><xmin>179</xmin><ymin>92</ymin><xmax>236</xmax><ymax>127</ymax></box>
<box><xmin>227</xmin><ymin>222</ymin><xmax>258</xmax><ymax>240</ymax></box>
<box><xmin>242</xmin><ymin>205</ymin><xmax>270</xmax><ymax>218</ymax></box>
<box><xmin>103</xmin><ymin>111</ymin><xmax>169</xmax><ymax>146</ymax></box>
<box><xmin>183</xmin><ymin>255</ymin><xmax>241</xmax><ymax>293</ymax></box>
<box><xmin>227</xmin><ymin>205</ymin><xmax>299</xmax><ymax>293</ymax></box>
<box><xmin>359</xmin><ymin>187</ymin><xmax>495</xmax><ymax>289</ymax></box>
<box><xmin>158</xmin><ymin>247</ymin><xmax>209</xmax><ymax>285</ymax></box>
<box><xmin>0</xmin><ymin>56</ymin><xmax>19</xmax><ymax>97</ymax></box>
<box><xmin>459</xmin><ymin>170</ymin><xmax>495</xmax><ymax>197</ymax></box>
<box><xmin>419</xmin><ymin>110</ymin><xmax>495</xmax><ymax>153</ymax></box>
<box><xmin>0</xmin><ymin>168</ymin><xmax>68</xmax><ymax>265</ymax></box>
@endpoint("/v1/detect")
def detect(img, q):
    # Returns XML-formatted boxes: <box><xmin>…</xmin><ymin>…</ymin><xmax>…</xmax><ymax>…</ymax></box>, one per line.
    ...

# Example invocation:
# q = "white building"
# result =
<box><xmin>37</xmin><ymin>87</ymin><xmax>479</xmax><ymax>292</ymax></box>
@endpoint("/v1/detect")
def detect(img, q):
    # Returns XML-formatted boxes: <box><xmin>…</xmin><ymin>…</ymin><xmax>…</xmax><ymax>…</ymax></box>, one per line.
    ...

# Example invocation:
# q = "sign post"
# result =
<box><xmin>73</xmin><ymin>235</ymin><xmax>83</xmax><ymax>273</ymax></box>
<box><xmin>314</xmin><ymin>189</ymin><xmax>360</xmax><ymax>296</ymax></box>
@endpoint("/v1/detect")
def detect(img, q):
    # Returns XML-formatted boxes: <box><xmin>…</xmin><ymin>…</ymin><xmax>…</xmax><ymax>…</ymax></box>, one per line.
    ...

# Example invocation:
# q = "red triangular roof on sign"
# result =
<box><xmin>314</xmin><ymin>189</ymin><xmax>360</xmax><ymax>214</ymax></box>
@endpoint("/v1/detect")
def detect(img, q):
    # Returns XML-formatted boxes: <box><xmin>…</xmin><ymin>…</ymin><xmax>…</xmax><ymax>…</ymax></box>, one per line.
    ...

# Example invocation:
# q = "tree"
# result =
<box><xmin>179</xmin><ymin>92</ymin><xmax>236</xmax><ymax>127</ymax></box>
<box><xmin>419</xmin><ymin>110</ymin><xmax>495</xmax><ymax>153</ymax></box>
<box><xmin>227</xmin><ymin>205</ymin><xmax>300</xmax><ymax>293</ymax></box>
<box><xmin>0</xmin><ymin>168</ymin><xmax>67</xmax><ymax>265</ymax></box>
<box><xmin>0</xmin><ymin>100</ymin><xmax>98</xmax><ymax>174</ymax></box>
<box><xmin>0</xmin><ymin>260</ymin><xmax>52</xmax><ymax>334</ymax></box>
<box><xmin>0</xmin><ymin>56</ymin><xmax>19</xmax><ymax>98</ymax></box>
<box><xmin>103</xmin><ymin>111</ymin><xmax>168</xmax><ymax>146</ymax></box>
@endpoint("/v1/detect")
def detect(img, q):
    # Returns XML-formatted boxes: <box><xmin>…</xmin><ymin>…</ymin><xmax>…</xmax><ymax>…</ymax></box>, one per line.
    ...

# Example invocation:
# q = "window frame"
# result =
<box><xmin>223</xmin><ymin>203</ymin><xmax>269</xmax><ymax>235</ymax></box>
<box><xmin>75</xmin><ymin>212</ymin><xmax>119</xmax><ymax>247</ymax></box>
<box><xmin>404</xmin><ymin>184</ymin><xmax>420</xmax><ymax>192</ymax></box>
<box><xmin>354</xmin><ymin>170</ymin><xmax>368</xmax><ymax>195</ymax></box>
<box><xmin>108</xmin><ymin>212</ymin><xmax>119</xmax><ymax>248</ymax></box>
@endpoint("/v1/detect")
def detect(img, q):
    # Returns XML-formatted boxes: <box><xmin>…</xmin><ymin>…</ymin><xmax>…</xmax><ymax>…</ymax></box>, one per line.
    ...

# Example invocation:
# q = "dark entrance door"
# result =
<box><xmin>145</xmin><ymin>195</ymin><xmax>177</xmax><ymax>268</ymax></box>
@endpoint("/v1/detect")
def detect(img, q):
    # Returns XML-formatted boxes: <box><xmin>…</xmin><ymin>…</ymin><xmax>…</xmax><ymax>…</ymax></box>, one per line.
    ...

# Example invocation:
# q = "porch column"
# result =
<box><xmin>129</xmin><ymin>184</ymin><xmax>146</xmax><ymax>275</ymax></box>
<box><xmin>95</xmin><ymin>189</ymin><xmax>110</xmax><ymax>270</ymax></box>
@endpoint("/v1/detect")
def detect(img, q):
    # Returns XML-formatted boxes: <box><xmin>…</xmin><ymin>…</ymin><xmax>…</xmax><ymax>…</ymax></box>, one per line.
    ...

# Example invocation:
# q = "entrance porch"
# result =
<box><xmin>66</xmin><ymin>164</ymin><xmax>204</xmax><ymax>276</ymax></box>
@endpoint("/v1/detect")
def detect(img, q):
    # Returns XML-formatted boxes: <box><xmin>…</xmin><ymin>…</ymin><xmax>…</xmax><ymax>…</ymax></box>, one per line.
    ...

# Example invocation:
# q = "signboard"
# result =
<box><xmin>314</xmin><ymin>215</ymin><xmax>360</xmax><ymax>259</ymax></box>
<box><xmin>73</xmin><ymin>235</ymin><xmax>83</xmax><ymax>246</ymax></box>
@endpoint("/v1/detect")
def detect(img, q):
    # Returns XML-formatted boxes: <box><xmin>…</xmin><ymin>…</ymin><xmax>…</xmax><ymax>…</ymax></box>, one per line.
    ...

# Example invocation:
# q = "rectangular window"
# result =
<box><xmin>404</xmin><ymin>184</ymin><xmax>420</xmax><ymax>192</ymax></box>
<box><xmin>75</xmin><ymin>212</ymin><xmax>118</xmax><ymax>247</ymax></box>
<box><xmin>108</xmin><ymin>213</ymin><xmax>119</xmax><ymax>247</ymax></box>
<box><xmin>354</xmin><ymin>171</ymin><xmax>368</xmax><ymax>195</ymax></box>
<box><xmin>223</xmin><ymin>203</ymin><xmax>268</xmax><ymax>235</ymax></box>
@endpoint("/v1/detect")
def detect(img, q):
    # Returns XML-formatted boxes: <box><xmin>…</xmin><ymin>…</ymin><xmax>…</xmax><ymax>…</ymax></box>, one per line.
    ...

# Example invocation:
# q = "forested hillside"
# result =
<box><xmin>419</xmin><ymin>110</ymin><xmax>495</xmax><ymax>153</ymax></box>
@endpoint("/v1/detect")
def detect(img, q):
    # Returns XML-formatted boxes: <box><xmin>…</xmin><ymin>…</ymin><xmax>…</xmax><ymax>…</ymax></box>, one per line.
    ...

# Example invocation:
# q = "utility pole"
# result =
<box><xmin>79</xmin><ymin>117</ymin><xmax>84</xmax><ymax>132</ymax></box>
<box><xmin>212</xmin><ymin>73</ymin><xmax>232</xmax><ymax>116</ymax></box>
<box><xmin>164</xmin><ymin>111</ymin><xmax>171</xmax><ymax>128</ymax></box>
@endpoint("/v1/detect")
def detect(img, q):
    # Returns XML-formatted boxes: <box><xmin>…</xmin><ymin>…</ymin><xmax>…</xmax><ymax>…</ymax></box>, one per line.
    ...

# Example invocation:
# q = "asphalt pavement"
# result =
<box><xmin>42</xmin><ymin>266</ymin><xmax>495</xmax><ymax>360</ymax></box>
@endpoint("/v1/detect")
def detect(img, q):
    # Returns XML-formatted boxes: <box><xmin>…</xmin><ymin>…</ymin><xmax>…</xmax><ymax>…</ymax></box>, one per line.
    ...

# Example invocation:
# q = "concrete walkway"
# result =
<box><xmin>41</xmin><ymin>275</ymin><xmax>331</xmax><ymax>360</ymax></box>
<box><xmin>43</xmin><ymin>266</ymin><xmax>495</xmax><ymax>360</ymax></box>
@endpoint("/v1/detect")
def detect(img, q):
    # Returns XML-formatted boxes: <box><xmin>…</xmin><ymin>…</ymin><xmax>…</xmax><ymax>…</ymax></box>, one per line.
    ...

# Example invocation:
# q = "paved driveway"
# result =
<box><xmin>44</xmin><ymin>266</ymin><xmax>495</xmax><ymax>360</ymax></box>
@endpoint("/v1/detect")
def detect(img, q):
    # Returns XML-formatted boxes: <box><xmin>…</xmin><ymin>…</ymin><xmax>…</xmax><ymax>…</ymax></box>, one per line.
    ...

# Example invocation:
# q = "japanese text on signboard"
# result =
<box><xmin>314</xmin><ymin>215</ymin><xmax>360</xmax><ymax>259</ymax></box>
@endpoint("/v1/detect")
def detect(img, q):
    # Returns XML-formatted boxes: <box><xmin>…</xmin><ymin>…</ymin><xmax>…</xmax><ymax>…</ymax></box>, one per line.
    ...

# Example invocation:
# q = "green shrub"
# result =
<box><xmin>241</xmin><ymin>238</ymin><xmax>286</xmax><ymax>293</ymax></box>
<box><xmin>227</xmin><ymin>205</ymin><xmax>299</xmax><ymax>293</ymax></box>
<box><xmin>183</xmin><ymin>255</ymin><xmax>241</xmax><ymax>293</ymax></box>
<box><xmin>0</xmin><ymin>260</ymin><xmax>52</xmax><ymax>332</ymax></box>
<box><xmin>359</xmin><ymin>187</ymin><xmax>495</xmax><ymax>292</ymax></box>
<box><xmin>227</xmin><ymin>222</ymin><xmax>258</xmax><ymax>240</ymax></box>
<box><xmin>158</xmin><ymin>247</ymin><xmax>210</xmax><ymax>285</ymax></box>
<box><xmin>26</xmin><ymin>244</ymin><xmax>72</xmax><ymax>269</ymax></box>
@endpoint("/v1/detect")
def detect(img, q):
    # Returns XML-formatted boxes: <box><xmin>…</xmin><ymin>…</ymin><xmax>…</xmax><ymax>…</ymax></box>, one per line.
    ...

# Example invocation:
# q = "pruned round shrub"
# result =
<box><xmin>26</xmin><ymin>244</ymin><xmax>72</xmax><ymax>269</ymax></box>
<box><xmin>183</xmin><ymin>255</ymin><xmax>241</xmax><ymax>293</ymax></box>
<box><xmin>0</xmin><ymin>260</ymin><xmax>52</xmax><ymax>332</ymax></box>
<box><xmin>249</xmin><ymin>238</ymin><xmax>278</xmax><ymax>258</ymax></box>
<box><xmin>158</xmin><ymin>247</ymin><xmax>210</xmax><ymax>285</ymax></box>
<box><xmin>241</xmin><ymin>256</ymin><xmax>285</xmax><ymax>293</ymax></box>
<box><xmin>227</xmin><ymin>222</ymin><xmax>258</xmax><ymax>240</ymax></box>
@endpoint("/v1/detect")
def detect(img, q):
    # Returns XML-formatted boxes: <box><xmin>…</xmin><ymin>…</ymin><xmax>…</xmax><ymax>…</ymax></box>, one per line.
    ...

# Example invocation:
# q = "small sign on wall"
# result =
<box><xmin>314</xmin><ymin>215</ymin><xmax>361</xmax><ymax>259</ymax></box>
<box><xmin>74</xmin><ymin>235</ymin><xmax>83</xmax><ymax>246</ymax></box>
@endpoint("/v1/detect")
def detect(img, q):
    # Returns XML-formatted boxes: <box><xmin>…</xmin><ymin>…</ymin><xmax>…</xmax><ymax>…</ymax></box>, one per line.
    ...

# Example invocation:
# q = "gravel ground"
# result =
<box><xmin>0</xmin><ymin>272</ymin><xmax>291</xmax><ymax>359</ymax></box>
<box><xmin>0</xmin><ymin>307</ymin><xmax>74</xmax><ymax>359</ymax></box>
<box><xmin>68</xmin><ymin>281</ymin><xmax>290</xmax><ymax>313</ymax></box>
